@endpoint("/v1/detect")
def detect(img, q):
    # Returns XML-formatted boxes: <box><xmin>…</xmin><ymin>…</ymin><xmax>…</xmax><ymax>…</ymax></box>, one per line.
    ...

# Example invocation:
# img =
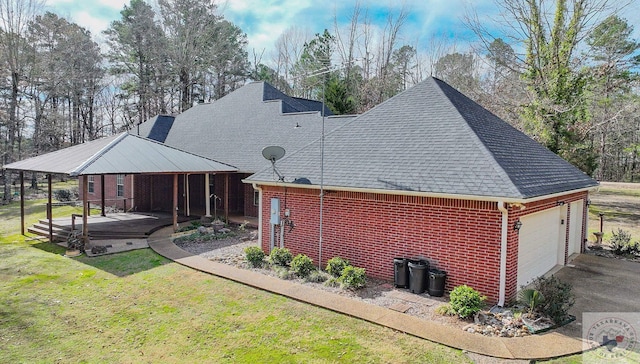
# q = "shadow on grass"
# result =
<box><xmin>32</xmin><ymin>242</ymin><xmax>171</xmax><ymax>277</ymax></box>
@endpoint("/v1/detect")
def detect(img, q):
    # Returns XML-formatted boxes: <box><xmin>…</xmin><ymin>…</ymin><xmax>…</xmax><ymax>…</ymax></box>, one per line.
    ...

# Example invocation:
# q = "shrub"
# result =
<box><xmin>269</xmin><ymin>247</ymin><xmax>293</xmax><ymax>266</ymax></box>
<box><xmin>519</xmin><ymin>289</ymin><xmax>544</xmax><ymax>315</ymax></box>
<box><xmin>291</xmin><ymin>254</ymin><xmax>315</xmax><ymax>278</ymax></box>
<box><xmin>53</xmin><ymin>189</ymin><xmax>73</xmax><ymax>202</ymax></box>
<box><xmin>244</xmin><ymin>246</ymin><xmax>265</xmax><ymax>268</ymax></box>
<box><xmin>449</xmin><ymin>285</ymin><xmax>486</xmax><ymax>319</ymax></box>
<box><xmin>531</xmin><ymin>275</ymin><xmax>575</xmax><ymax>324</ymax></box>
<box><xmin>326</xmin><ymin>256</ymin><xmax>350</xmax><ymax>277</ymax></box>
<box><xmin>273</xmin><ymin>266</ymin><xmax>295</xmax><ymax>280</ymax></box>
<box><xmin>305</xmin><ymin>270</ymin><xmax>330</xmax><ymax>283</ymax></box>
<box><xmin>609</xmin><ymin>228</ymin><xmax>633</xmax><ymax>255</ymax></box>
<box><xmin>324</xmin><ymin>277</ymin><xmax>340</xmax><ymax>287</ymax></box>
<box><xmin>338</xmin><ymin>266</ymin><xmax>366</xmax><ymax>289</ymax></box>
<box><xmin>435</xmin><ymin>304</ymin><xmax>456</xmax><ymax>316</ymax></box>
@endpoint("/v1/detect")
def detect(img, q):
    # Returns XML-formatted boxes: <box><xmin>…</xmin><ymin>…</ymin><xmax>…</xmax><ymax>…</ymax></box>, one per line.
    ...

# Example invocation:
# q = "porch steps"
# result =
<box><xmin>28</xmin><ymin>223</ymin><xmax>70</xmax><ymax>242</ymax></box>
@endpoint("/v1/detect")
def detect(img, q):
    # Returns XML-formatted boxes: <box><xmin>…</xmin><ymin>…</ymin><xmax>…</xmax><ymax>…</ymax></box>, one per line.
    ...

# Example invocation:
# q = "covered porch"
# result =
<box><xmin>3</xmin><ymin>132</ymin><xmax>237</xmax><ymax>252</ymax></box>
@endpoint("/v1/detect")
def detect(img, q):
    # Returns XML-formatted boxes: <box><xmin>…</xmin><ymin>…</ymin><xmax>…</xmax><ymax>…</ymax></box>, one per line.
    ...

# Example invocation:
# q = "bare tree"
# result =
<box><xmin>0</xmin><ymin>0</ymin><xmax>42</xmax><ymax>201</ymax></box>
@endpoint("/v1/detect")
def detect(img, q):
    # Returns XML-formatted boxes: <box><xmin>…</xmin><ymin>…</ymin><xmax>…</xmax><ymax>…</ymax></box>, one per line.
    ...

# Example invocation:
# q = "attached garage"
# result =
<box><xmin>517</xmin><ymin>207</ymin><xmax>565</xmax><ymax>288</ymax></box>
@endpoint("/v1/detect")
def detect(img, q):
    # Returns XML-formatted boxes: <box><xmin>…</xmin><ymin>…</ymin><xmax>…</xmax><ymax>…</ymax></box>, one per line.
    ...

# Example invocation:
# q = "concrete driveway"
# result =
<box><xmin>554</xmin><ymin>253</ymin><xmax>640</xmax><ymax>338</ymax></box>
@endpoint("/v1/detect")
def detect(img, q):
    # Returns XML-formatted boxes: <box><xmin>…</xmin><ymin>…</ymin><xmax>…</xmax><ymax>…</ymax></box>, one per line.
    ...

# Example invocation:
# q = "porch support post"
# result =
<box><xmin>224</xmin><ymin>174</ymin><xmax>229</xmax><ymax>223</ymax></box>
<box><xmin>47</xmin><ymin>174</ymin><xmax>53</xmax><ymax>243</ymax></box>
<box><xmin>82</xmin><ymin>174</ymin><xmax>90</xmax><ymax>250</ymax></box>
<box><xmin>204</xmin><ymin>173</ymin><xmax>211</xmax><ymax>217</ymax></box>
<box><xmin>19</xmin><ymin>171</ymin><xmax>25</xmax><ymax>235</ymax></box>
<box><xmin>185</xmin><ymin>174</ymin><xmax>190</xmax><ymax>216</ymax></box>
<box><xmin>173</xmin><ymin>174</ymin><xmax>178</xmax><ymax>231</ymax></box>
<box><xmin>100</xmin><ymin>174</ymin><xmax>105</xmax><ymax>216</ymax></box>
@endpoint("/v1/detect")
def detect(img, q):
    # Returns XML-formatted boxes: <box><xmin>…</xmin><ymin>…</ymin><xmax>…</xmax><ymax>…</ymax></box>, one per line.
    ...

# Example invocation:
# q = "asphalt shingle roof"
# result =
<box><xmin>247</xmin><ymin>77</ymin><xmax>598</xmax><ymax>200</ymax></box>
<box><xmin>144</xmin><ymin>82</ymin><xmax>354</xmax><ymax>173</ymax></box>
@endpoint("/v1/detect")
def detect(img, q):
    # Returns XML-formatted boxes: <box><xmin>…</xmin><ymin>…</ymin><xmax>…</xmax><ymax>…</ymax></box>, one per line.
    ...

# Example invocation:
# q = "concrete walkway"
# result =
<box><xmin>147</xmin><ymin>227</ymin><xmax>584</xmax><ymax>360</ymax></box>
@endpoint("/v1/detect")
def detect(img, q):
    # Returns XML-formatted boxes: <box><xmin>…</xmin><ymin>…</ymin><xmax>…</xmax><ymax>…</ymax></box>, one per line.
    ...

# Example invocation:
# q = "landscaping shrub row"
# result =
<box><xmin>243</xmin><ymin>247</ymin><xmax>366</xmax><ymax>290</ymax></box>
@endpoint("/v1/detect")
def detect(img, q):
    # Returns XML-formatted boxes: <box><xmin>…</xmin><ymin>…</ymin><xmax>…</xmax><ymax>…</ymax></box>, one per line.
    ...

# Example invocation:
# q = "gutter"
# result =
<box><xmin>243</xmin><ymin>179</ymin><xmax>597</xmax><ymax>205</ymax></box>
<box><xmin>497</xmin><ymin>201</ymin><xmax>508</xmax><ymax>307</ymax></box>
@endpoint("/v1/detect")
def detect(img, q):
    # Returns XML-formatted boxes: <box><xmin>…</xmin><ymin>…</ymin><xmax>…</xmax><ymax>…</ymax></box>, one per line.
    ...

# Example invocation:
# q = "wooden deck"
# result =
<box><xmin>31</xmin><ymin>212</ymin><xmax>193</xmax><ymax>241</ymax></box>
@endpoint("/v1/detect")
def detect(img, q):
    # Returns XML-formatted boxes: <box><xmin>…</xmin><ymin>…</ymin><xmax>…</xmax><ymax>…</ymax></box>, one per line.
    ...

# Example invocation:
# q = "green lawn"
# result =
<box><xmin>0</xmin><ymin>200</ymin><xmax>471</xmax><ymax>363</ymax></box>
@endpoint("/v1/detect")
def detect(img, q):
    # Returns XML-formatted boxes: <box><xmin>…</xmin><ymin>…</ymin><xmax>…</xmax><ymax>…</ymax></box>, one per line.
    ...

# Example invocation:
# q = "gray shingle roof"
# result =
<box><xmin>4</xmin><ymin>133</ymin><xmax>236</xmax><ymax>176</ymax></box>
<box><xmin>146</xmin><ymin>82</ymin><xmax>354</xmax><ymax>173</ymax></box>
<box><xmin>246</xmin><ymin>77</ymin><xmax>598</xmax><ymax>200</ymax></box>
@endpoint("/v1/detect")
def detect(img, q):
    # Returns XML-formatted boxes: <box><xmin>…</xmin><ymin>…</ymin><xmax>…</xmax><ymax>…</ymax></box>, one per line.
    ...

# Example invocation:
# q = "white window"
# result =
<box><xmin>116</xmin><ymin>174</ymin><xmax>124</xmax><ymax>197</ymax></box>
<box><xmin>88</xmin><ymin>176</ymin><xmax>94</xmax><ymax>194</ymax></box>
<box><xmin>254</xmin><ymin>190</ymin><xmax>259</xmax><ymax>206</ymax></box>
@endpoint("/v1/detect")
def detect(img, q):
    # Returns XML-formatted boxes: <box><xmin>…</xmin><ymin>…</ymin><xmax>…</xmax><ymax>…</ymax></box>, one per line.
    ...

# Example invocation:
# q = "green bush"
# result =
<box><xmin>326</xmin><ymin>256</ymin><xmax>350</xmax><ymax>277</ymax></box>
<box><xmin>531</xmin><ymin>275</ymin><xmax>575</xmax><ymax>324</ymax></box>
<box><xmin>519</xmin><ymin>289</ymin><xmax>544</xmax><ymax>315</ymax></box>
<box><xmin>338</xmin><ymin>266</ymin><xmax>366</xmax><ymax>289</ymax></box>
<box><xmin>53</xmin><ymin>189</ymin><xmax>73</xmax><ymax>202</ymax></box>
<box><xmin>609</xmin><ymin>228</ymin><xmax>633</xmax><ymax>255</ymax></box>
<box><xmin>244</xmin><ymin>246</ymin><xmax>265</xmax><ymax>268</ymax></box>
<box><xmin>274</xmin><ymin>266</ymin><xmax>294</xmax><ymax>280</ymax></box>
<box><xmin>305</xmin><ymin>270</ymin><xmax>329</xmax><ymax>283</ymax></box>
<box><xmin>269</xmin><ymin>247</ymin><xmax>293</xmax><ymax>266</ymax></box>
<box><xmin>435</xmin><ymin>304</ymin><xmax>456</xmax><ymax>316</ymax></box>
<box><xmin>291</xmin><ymin>254</ymin><xmax>315</xmax><ymax>278</ymax></box>
<box><xmin>449</xmin><ymin>285</ymin><xmax>486</xmax><ymax>319</ymax></box>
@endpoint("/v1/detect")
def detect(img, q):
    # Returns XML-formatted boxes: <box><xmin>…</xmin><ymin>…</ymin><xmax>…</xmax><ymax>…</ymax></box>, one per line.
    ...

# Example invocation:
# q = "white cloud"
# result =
<box><xmin>74</xmin><ymin>10</ymin><xmax>110</xmax><ymax>34</ymax></box>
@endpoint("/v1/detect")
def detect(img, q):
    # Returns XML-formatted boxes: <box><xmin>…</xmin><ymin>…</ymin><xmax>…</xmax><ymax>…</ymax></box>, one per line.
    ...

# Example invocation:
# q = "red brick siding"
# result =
<box><xmin>261</xmin><ymin>186</ymin><xmax>503</xmax><ymax>302</ymax></box>
<box><xmin>260</xmin><ymin>186</ymin><xmax>589</xmax><ymax>304</ymax></box>
<box><xmin>79</xmin><ymin>174</ymin><xmax>134</xmax><ymax>211</ymax></box>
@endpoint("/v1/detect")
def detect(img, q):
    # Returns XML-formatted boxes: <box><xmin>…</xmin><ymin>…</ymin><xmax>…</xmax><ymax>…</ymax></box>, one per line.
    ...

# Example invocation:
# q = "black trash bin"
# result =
<box><xmin>408</xmin><ymin>259</ymin><xmax>429</xmax><ymax>294</ymax></box>
<box><xmin>393</xmin><ymin>258</ymin><xmax>409</xmax><ymax>288</ymax></box>
<box><xmin>428</xmin><ymin>269</ymin><xmax>447</xmax><ymax>297</ymax></box>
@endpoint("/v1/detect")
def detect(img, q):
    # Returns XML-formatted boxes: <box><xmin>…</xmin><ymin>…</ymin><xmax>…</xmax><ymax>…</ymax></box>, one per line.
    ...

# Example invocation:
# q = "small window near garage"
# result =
<box><xmin>88</xmin><ymin>176</ymin><xmax>94</xmax><ymax>194</ymax></box>
<box><xmin>117</xmin><ymin>174</ymin><xmax>124</xmax><ymax>197</ymax></box>
<box><xmin>254</xmin><ymin>190</ymin><xmax>259</xmax><ymax>206</ymax></box>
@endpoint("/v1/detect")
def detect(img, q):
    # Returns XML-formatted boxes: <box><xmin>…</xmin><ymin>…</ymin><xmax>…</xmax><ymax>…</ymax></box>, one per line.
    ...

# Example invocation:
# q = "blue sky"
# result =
<box><xmin>46</xmin><ymin>0</ymin><xmax>640</xmax><ymax>57</ymax></box>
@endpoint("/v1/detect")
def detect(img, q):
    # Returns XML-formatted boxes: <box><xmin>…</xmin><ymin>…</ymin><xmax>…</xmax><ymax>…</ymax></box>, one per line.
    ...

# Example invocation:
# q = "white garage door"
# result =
<box><xmin>568</xmin><ymin>200</ymin><xmax>584</xmax><ymax>257</ymax></box>
<box><xmin>517</xmin><ymin>207</ymin><xmax>564</xmax><ymax>288</ymax></box>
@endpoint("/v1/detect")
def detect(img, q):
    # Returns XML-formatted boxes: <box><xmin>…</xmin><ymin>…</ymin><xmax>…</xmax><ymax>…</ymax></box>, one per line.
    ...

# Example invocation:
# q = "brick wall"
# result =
<box><xmin>79</xmin><ymin>174</ymin><xmax>134</xmax><ymax>211</ymax></box>
<box><xmin>259</xmin><ymin>186</ymin><xmax>589</xmax><ymax>304</ymax></box>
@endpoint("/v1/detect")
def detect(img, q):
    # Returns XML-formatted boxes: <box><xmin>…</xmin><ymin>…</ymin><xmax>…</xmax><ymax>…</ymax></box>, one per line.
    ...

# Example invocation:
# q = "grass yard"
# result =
<box><xmin>3</xmin><ymin>181</ymin><xmax>636</xmax><ymax>363</ymax></box>
<box><xmin>588</xmin><ymin>182</ymin><xmax>640</xmax><ymax>243</ymax></box>
<box><xmin>0</xmin><ymin>199</ymin><xmax>470</xmax><ymax>363</ymax></box>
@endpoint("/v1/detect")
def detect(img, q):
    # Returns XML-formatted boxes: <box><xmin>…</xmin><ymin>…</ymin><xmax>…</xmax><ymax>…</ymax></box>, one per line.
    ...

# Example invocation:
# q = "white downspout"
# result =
<box><xmin>498</xmin><ymin>200</ymin><xmax>508</xmax><ymax>307</ymax></box>
<box><xmin>253</xmin><ymin>184</ymin><xmax>263</xmax><ymax>246</ymax></box>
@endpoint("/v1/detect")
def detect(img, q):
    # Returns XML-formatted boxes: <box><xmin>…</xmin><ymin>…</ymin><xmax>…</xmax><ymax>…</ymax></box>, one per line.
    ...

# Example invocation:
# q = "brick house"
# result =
<box><xmin>78</xmin><ymin>82</ymin><xmax>353</xmax><ymax>219</ymax></box>
<box><xmin>245</xmin><ymin>78</ymin><xmax>598</xmax><ymax>305</ymax></box>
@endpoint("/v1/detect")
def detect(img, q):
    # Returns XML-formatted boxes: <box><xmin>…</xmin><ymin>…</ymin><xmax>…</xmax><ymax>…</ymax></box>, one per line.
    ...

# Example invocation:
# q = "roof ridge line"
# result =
<box><xmin>432</xmin><ymin>79</ymin><xmax>524</xmax><ymax>198</ymax></box>
<box><xmin>71</xmin><ymin>132</ymin><xmax>128</xmax><ymax>176</ymax></box>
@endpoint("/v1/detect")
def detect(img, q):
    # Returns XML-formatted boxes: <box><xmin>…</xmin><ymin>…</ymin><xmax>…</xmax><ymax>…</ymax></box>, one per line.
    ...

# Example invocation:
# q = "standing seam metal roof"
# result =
<box><xmin>3</xmin><ymin>132</ymin><xmax>237</xmax><ymax>176</ymax></box>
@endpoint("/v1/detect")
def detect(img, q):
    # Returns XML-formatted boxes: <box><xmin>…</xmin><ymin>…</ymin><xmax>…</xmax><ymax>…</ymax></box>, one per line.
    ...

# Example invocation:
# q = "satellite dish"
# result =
<box><xmin>261</xmin><ymin>146</ymin><xmax>286</xmax><ymax>181</ymax></box>
<box><xmin>262</xmin><ymin>146</ymin><xmax>286</xmax><ymax>162</ymax></box>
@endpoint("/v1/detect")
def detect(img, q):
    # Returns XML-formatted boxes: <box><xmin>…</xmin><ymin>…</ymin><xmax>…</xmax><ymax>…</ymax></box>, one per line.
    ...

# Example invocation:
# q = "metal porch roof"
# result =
<box><xmin>3</xmin><ymin>132</ymin><xmax>237</xmax><ymax>176</ymax></box>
